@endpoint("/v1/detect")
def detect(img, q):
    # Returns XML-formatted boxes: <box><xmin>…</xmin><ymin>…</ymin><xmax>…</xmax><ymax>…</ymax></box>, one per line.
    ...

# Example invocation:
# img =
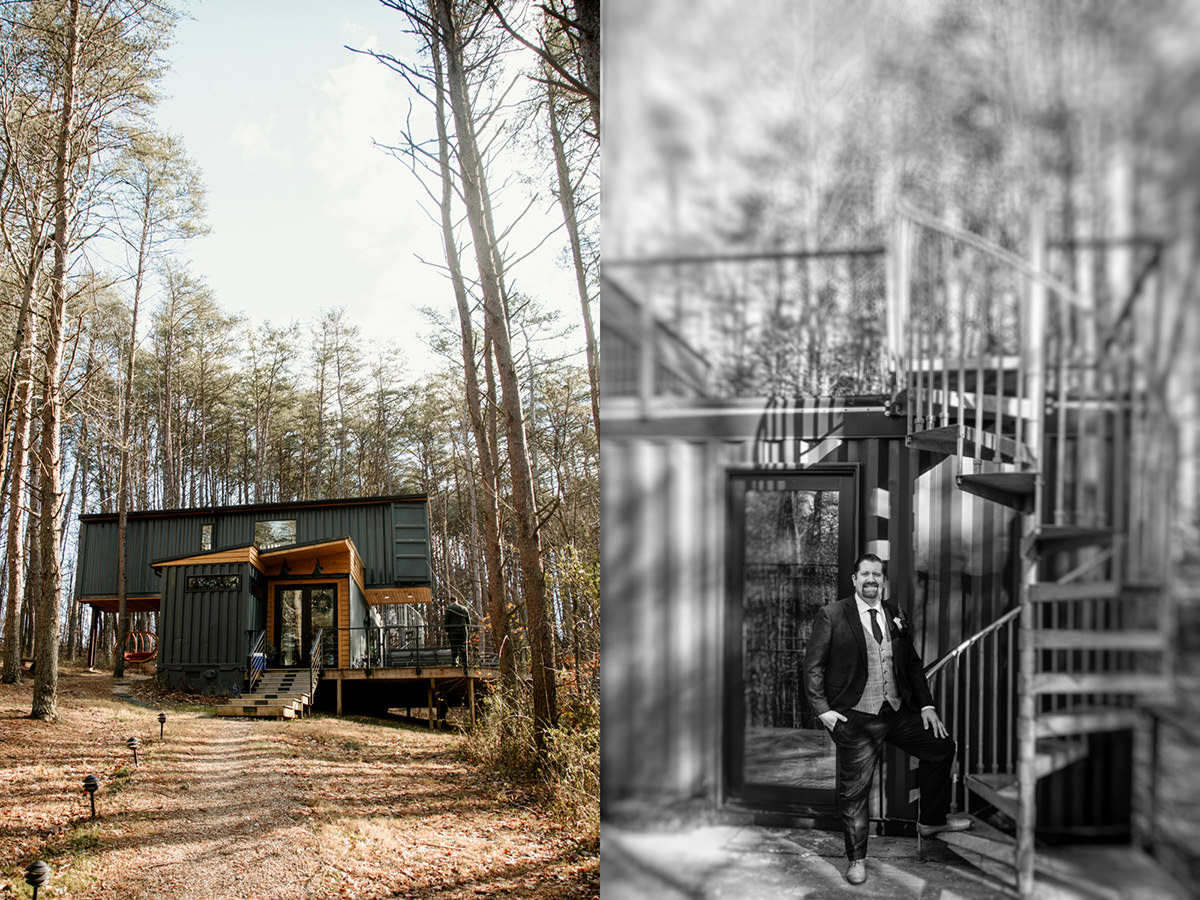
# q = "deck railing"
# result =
<box><xmin>924</xmin><ymin>606</ymin><xmax>1021</xmax><ymax>814</ymax></box>
<box><xmin>324</xmin><ymin>624</ymin><xmax>496</xmax><ymax>673</ymax></box>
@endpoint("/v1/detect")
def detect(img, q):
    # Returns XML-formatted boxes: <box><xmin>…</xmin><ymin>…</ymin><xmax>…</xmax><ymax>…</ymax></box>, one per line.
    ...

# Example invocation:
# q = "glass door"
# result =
<box><xmin>726</xmin><ymin>468</ymin><xmax>858</xmax><ymax>811</ymax></box>
<box><xmin>275</xmin><ymin>584</ymin><xmax>338</xmax><ymax>667</ymax></box>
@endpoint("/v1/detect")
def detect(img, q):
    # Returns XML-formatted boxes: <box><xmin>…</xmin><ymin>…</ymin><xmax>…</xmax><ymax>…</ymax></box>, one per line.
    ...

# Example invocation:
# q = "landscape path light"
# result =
<box><xmin>126</xmin><ymin>735</ymin><xmax>142</xmax><ymax>765</ymax></box>
<box><xmin>82</xmin><ymin>774</ymin><xmax>99</xmax><ymax>819</ymax></box>
<box><xmin>24</xmin><ymin>860</ymin><xmax>50</xmax><ymax>899</ymax></box>
<box><xmin>158</xmin><ymin>711</ymin><xmax>167</xmax><ymax>740</ymax></box>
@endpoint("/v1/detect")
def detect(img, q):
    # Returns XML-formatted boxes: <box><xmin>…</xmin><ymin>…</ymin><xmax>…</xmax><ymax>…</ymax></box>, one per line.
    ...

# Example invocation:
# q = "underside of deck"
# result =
<box><xmin>320</xmin><ymin>665</ymin><xmax>501</xmax><ymax>722</ymax></box>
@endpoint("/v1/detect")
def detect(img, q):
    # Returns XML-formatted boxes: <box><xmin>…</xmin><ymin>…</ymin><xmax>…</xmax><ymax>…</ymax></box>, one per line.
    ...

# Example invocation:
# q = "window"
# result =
<box><xmin>254</xmin><ymin>519</ymin><xmax>296</xmax><ymax>550</ymax></box>
<box><xmin>187</xmin><ymin>574</ymin><xmax>241</xmax><ymax>592</ymax></box>
<box><xmin>201</xmin><ymin>523</ymin><xmax>213</xmax><ymax>551</ymax></box>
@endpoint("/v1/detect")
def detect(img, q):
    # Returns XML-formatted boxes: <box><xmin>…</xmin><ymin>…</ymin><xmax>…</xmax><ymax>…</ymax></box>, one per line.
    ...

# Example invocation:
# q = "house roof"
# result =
<box><xmin>79</xmin><ymin>492</ymin><xmax>428</xmax><ymax>523</ymax></box>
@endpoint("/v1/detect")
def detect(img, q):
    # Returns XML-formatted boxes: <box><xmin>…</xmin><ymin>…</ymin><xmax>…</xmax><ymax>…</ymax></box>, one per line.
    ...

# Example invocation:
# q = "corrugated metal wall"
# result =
<box><xmin>159</xmin><ymin>563</ymin><xmax>249</xmax><ymax>694</ymax></box>
<box><xmin>77</xmin><ymin>498</ymin><xmax>432</xmax><ymax>602</ymax></box>
<box><xmin>602</xmin><ymin>402</ymin><xmax>1020</xmax><ymax>824</ymax></box>
<box><xmin>602</xmin><ymin>437</ymin><xmax>724</xmax><ymax>808</ymax></box>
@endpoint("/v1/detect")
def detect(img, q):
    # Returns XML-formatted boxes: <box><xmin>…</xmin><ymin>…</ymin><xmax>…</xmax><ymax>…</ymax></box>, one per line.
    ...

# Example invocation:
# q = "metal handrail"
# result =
<box><xmin>246</xmin><ymin>630</ymin><xmax>266</xmax><ymax>693</ymax></box>
<box><xmin>308</xmin><ymin>627</ymin><xmax>325</xmax><ymax>695</ymax></box>
<box><xmin>924</xmin><ymin>606</ymin><xmax>1021</xmax><ymax>681</ymax></box>
<box><xmin>923</xmin><ymin>606</ymin><xmax>1022</xmax><ymax>814</ymax></box>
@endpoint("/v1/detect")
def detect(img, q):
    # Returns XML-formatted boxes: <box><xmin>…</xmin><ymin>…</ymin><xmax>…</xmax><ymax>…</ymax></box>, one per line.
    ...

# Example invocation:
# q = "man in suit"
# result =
<box><xmin>803</xmin><ymin>552</ymin><xmax>970</xmax><ymax>885</ymax></box>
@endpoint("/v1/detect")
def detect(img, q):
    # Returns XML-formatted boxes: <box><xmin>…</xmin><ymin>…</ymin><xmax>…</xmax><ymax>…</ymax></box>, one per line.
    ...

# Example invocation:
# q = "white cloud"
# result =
<box><xmin>228</xmin><ymin>116</ymin><xmax>291</xmax><ymax>163</ymax></box>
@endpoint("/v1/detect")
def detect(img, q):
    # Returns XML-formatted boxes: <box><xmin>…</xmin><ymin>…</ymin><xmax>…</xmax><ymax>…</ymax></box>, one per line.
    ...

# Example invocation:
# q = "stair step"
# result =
<box><xmin>1031</xmin><ymin>673</ymin><xmax>1170</xmax><ymax>695</ymax></box>
<box><xmin>907</xmin><ymin>424</ymin><xmax>1035</xmax><ymax>465</ymax></box>
<box><xmin>1034</xmin><ymin>738</ymin><xmax>1089</xmax><ymax>777</ymax></box>
<box><xmin>216</xmin><ymin>704</ymin><xmax>298</xmax><ymax>719</ymax></box>
<box><xmin>1029</xmin><ymin>581</ymin><xmax>1122</xmax><ymax>602</ymax></box>
<box><xmin>1035</xmin><ymin>707</ymin><xmax>1142</xmax><ymax>738</ymax></box>
<box><xmin>956</xmin><ymin>471</ymin><xmax>1037</xmax><ymax>512</ymax></box>
<box><xmin>1033</xmin><ymin>629</ymin><xmax>1164</xmax><ymax>650</ymax></box>
<box><xmin>933</xmin><ymin>813</ymin><xmax>1016</xmax><ymax>864</ymax></box>
<box><xmin>1025</xmin><ymin>525</ymin><xmax>1114</xmax><ymax>557</ymax></box>
<box><xmin>964</xmin><ymin>773</ymin><xmax>1019</xmax><ymax>820</ymax></box>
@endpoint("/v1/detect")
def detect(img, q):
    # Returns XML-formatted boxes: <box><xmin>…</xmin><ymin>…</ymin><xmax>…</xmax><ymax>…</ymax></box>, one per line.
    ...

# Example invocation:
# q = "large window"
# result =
<box><xmin>726</xmin><ymin>467</ymin><xmax>858</xmax><ymax>813</ymax></box>
<box><xmin>254</xmin><ymin>519</ymin><xmax>296</xmax><ymax>550</ymax></box>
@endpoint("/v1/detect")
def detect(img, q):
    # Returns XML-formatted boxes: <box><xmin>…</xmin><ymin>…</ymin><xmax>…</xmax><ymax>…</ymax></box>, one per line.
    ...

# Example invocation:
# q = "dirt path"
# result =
<box><xmin>0</xmin><ymin>670</ymin><xmax>599</xmax><ymax>899</ymax></box>
<box><xmin>81</xmin><ymin>717</ymin><xmax>320</xmax><ymax>899</ymax></box>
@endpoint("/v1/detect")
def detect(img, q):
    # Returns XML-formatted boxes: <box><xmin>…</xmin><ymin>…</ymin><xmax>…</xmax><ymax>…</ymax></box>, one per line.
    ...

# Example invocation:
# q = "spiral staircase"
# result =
<box><xmin>890</xmin><ymin>206</ymin><xmax>1181</xmax><ymax>897</ymax></box>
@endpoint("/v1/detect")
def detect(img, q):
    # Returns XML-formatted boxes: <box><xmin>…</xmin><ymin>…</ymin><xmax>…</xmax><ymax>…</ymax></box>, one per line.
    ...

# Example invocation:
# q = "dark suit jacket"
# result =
<box><xmin>803</xmin><ymin>595</ymin><xmax>934</xmax><ymax>716</ymax></box>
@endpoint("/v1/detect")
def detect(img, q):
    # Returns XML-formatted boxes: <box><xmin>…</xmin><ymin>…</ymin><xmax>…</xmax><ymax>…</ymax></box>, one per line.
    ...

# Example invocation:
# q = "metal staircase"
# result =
<box><xmin>892</xmin><ymin>206</ymin><xmax>1176</xmax><ymax>896</ymax></box>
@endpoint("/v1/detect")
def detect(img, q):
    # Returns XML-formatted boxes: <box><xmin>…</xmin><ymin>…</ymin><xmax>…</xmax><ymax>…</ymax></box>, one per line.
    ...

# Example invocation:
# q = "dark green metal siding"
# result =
<box><xmin>159</xmin><ymin>563</ymin><xmax>250</xmax><ymax>694</ymax></box>
<box><xmin>76</xmin><ymin>496</ymin><xmax>433</xmax><ymax>601</ymax></box>
<box><xmin>391</xmin><ymin>501</ymin><xmax>431</xmax><ymax>584</ymax></box>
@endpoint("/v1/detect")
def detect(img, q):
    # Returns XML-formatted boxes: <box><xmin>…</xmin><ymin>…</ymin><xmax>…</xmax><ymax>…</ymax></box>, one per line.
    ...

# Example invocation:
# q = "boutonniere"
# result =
<box><xmin>891</xmin><ymin>610</ymin><xmax>908</xmax><ymax>635</ymax></box>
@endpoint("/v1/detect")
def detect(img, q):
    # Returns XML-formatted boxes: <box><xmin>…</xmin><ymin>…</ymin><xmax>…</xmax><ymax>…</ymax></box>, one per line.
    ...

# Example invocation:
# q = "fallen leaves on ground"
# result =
<box><xmin>0</xmin><ymin>667</ymin><xmax>598</xmax><ymax>899</ymax></box>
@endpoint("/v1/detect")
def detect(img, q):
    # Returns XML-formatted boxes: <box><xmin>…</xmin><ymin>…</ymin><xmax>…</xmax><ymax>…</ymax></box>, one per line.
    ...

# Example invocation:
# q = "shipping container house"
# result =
<box><xmin>75</xmin><ymin>495</ymin><xmax>438</xmax><ymax>700</ymax></box>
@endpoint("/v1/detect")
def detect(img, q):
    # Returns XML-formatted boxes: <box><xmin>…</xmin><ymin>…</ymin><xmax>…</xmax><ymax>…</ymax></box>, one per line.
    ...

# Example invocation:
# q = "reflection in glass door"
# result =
<box><xmin>275</xmin><ymin>585</ymin><xmax>338</xmax><ymax>667</ymax></box>
<box><xmin>727</xmin><ymin>469</ymin><xmax>856</xmax><ymax>811</ymax></box>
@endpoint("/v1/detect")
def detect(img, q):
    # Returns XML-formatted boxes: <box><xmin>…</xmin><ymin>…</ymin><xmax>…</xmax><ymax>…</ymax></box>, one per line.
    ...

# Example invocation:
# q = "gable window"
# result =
<box><xmin>255</xmin><ymin>519</ymin><xmax>296</xmax><ymax>550</ymax></box>
<box><xmin>201</xmin><ymin>523</ymin><xmax>213</xmax><ymax>551</ymax></box>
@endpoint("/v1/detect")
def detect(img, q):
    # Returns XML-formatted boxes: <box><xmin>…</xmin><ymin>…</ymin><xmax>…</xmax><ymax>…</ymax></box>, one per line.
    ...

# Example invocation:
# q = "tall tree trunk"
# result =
<box><xmin>31</xmin><ymin>0</ymin><xmax>80</xmax><ymax>721</ymax></box>
<box><xmin>427</xmin><ymin>28</ymin><xmax>514</xmax><ymax>688</ymax></box>
<box><xmin>573</xmin><ymin>0</ymin><xmax>600</xmax><ymax>140</ymax></box>
<box><xmin>114</xmin><ymin>188</ymin><xmax>149</xmax><ymax>678</ymax></box>
<box><xmin>436</xmin><ymin>0</ymin><xmax>557</xmax><ymax>744</ymax></box>
<box><xmin>1</xmin><ymin>259</ymin><xmax>40</xmax><ymax>683</ymax></box>
<box><xmin>547</xmin><ymin>81</ymin><xmax>599</xmax><ymax>434</ymax></box>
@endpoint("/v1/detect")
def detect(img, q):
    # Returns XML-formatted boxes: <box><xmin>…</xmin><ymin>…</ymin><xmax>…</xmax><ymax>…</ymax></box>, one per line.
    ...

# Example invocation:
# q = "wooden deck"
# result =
<box><xmin>324</xmin><ymin>664</ymin><xmax>502</xmax><ymax>725</ymax></box>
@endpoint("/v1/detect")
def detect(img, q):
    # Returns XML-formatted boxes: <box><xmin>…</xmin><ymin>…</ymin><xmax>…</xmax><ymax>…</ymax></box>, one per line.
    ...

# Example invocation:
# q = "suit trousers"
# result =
<box><xmin>828</xmin><ymin>704</ymin><xmax>956</xmax><ymax>860</ymax></box>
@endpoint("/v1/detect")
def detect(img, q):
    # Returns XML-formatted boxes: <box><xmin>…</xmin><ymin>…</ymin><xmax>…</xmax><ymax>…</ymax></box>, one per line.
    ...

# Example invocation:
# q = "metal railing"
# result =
<box><xmin>924</xmin><ymin>606</ymin><xmax>1021</xmax><ymax>814</ymax></box>
<box><xmin>328</xmin><ymin>623</ymin><xmax>497</xmax><ymax>673</ymax></box>
<box><xmin>246</xmin><ymin>630</ymin><xmax>267</xmax><ymax>693</ymax></box>
<box><xmin>308</xmin><ymin>628</ymin><xmax>325</xmax><ymax>695</ymax></box>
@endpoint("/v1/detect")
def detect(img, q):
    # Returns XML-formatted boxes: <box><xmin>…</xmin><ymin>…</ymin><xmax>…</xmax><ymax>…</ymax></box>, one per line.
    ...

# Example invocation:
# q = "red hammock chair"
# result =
<box><xmin>117</xmin><ymin>630</ymin><xmax>158</xmax><ymax>663</ymax></box>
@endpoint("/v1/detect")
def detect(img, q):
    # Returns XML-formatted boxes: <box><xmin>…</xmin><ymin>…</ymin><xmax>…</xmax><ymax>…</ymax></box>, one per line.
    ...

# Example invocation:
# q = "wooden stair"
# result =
<box><xmin>215</xmin><ymin>668</ymin><xmax>319</xmax><ymax>720</ymax></box>
<box><xmin>933</xmin><ymin>816</ymin><xmax>1190</xmax><ymax>899</ymax></box>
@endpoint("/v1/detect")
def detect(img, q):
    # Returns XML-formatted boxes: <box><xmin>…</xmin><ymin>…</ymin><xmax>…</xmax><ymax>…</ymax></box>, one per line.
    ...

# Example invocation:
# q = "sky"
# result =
<box><xmin>152</xmin><ymin>0</ymin><xmax>578</xmax><ymax>377</ymax></box>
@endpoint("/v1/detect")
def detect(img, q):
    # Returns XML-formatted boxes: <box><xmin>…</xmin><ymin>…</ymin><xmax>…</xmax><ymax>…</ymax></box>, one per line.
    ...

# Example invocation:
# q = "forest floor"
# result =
<box><xmin>0</xmin><ymin>666</ymin><xmax>598</xmax><ymax>899</ymax></box>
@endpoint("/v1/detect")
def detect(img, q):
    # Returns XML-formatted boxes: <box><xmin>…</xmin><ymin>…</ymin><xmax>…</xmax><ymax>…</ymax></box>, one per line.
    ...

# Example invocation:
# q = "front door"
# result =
<box><xmin>275</xmin><ymin>584</ymin><xmax>338</xmax><ymax>667</ymax></box>
<box><xmin>726</xmin><ymin>467</ymin><xmax>858</xmax><ymax>813</ymax></box>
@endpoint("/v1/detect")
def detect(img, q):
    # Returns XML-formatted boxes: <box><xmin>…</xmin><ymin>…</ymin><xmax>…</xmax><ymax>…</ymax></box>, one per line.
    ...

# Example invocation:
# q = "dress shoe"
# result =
<box><xmin>845</xmin><ymin>859</ymin><xmax>867</xmax><ymax>885</ymax></box>
<box><xmin>917</xmin><ymin>814</ymin><xmax>973</xmax><ymax>837</ymax></box>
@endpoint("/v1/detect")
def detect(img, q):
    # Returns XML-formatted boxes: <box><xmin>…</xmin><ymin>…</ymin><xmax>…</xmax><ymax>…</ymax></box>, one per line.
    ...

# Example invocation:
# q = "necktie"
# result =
<box><xmin>869</xmin><ymin>608</ymin><xmax>883</xmax><ymax>644</ymax></box>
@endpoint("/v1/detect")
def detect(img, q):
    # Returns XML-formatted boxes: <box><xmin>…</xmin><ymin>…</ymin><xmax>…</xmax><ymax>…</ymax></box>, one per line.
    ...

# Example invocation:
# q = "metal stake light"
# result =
<box><xmin>82</xmin><ymin>775</ymin><xmax>99</xmax><ymax>819</ymax></box>
<box><xmin>126</xmin><ymin>735</ymin><xmax>142</xmax><ymax>765</ymax></box>
<box><xmin>158</xmin><ymin>711</ymin><xmax>167</xmax><ymax>740</ymax></box>
<box><xmin>24</xmin><ymin>861</ymin><xmax>50</xmax><ymax>899</ymax></box>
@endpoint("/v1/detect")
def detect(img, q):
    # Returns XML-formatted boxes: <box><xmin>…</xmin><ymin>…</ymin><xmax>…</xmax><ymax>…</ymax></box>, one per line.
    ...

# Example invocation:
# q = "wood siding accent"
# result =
<box><xmin>364</xmin><ymin>586</ymin><xmax>431</xmax><ymax>605</ymax></box>
<box><xmin>156</xmin><ymin>547</ymin><xmax>256</xmax><ymax>567</ymax></box>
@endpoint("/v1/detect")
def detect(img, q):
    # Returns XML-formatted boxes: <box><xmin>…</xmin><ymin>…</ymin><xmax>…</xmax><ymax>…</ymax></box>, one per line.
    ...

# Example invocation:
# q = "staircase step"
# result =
<box><xmin>956</xmin><ymin>471</ymin><xmax>1037</xmax><ymax>512</ymax></box>
<box><xmin>907</xmin><ymin>424</ymin><xmax>1035</xmax><ymax>465</ymax></box>
<box><xmin>1031</xmin><ymin>673</ymin><xmax>1170</xmax><ymax>695</ymax></box>
<box><xmin>1034</xmin><ymin>738</ymin><xmax>1089</xmax><ymax>778</ymax></box>
<box><xmin>1025</xmin><ymin>525</ymin><xmax>1114</xmax><ymax>557</ymax></box>
<box><xmin>940</xmin><ymin>806</ymin><xmax>1020</xmax><ymax>850</ymax></box>
<box><xmin>216</xmin><ymin>704</ymin><xmax>298</xmax><ymax>719</ymax></box>
<box><xmin>1029</xmin><ymin>581</ymin><xmax>1122</xmax><ymax>602</ymax></box>
<box><xmin>1033</xmin><ymin>629</ymin><xmax>1164</xmax><ymax>650</ymax></box>
<box><xmin>1035</xmin><ymin>707</ymin><xmax>1142</xmax><ymax>738</ymax></box>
